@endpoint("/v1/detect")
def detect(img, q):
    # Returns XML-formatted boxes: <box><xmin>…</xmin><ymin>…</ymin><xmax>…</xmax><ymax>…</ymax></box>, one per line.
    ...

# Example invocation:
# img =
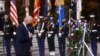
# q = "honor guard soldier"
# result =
<box><xmin>57</xmin><ymin>20</ymin><xmax>69</xmax><ymax>56</ymax></box>
<box><xmin>36</xmin><ymin>18</ymin><xmax>46</xmax><ymax>56</ymax></box>
<box><xmin>47</xmin><ymin>17</ymin><xmax>57</xmax><ymax>56</ymax></box>
<box><xmin>3</xmin><ymin>14</ymin><xmax>17</xmax><ymax>56</ymax></box>
<box><xmin>89</xmin><ymin>14</ymin><xmax>98</xmax><ymax>56</ymax></box>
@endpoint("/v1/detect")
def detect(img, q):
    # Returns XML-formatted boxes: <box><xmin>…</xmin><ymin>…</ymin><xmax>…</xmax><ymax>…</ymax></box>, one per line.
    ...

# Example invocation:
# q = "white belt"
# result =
<box><xmin>13</xmin><ymin>32</ymin><xmax>16</xmax><ymax>35</ymax></box>
<box><xmin>34</xmin><ymin>30</ymin><xmax>44</xmax><ymax>33</ymax></box>
<box><xmin>47</xmin><ymin>31</ymin><xmax>53</xmax><ymax>34</ymax></box>
<box><xmin>0</xmin><ymin>31</ymin><xmax>16</xmax><ymax>36</ymax></box>
<box><xmin>91</xmin><ymin>30</ymin><xmax>97</xmax><ymax>32</ymax></box>
<box><xmin>0</xmin><ymin>31</ymin><xmax>4</xmax><ymax>35</ymax></box>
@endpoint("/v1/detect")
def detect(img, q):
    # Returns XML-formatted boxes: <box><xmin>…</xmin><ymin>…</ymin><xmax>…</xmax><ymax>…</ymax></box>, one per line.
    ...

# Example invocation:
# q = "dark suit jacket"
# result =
<box><xmin>16</xmin><ymin>23</ymin><xmax>32</xmax><ymax>56</ymax></box>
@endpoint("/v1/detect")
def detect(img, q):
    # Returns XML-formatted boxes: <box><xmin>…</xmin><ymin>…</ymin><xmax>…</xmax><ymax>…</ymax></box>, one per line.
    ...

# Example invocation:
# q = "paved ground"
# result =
<box><xmin>0</xmin><ymin>34</ymin><xmax>100</xmax><ymax>56</ymax></box>
<box><xmin>87</xmin><ymin>43</ymin><xmax>100</xmax><ymax>56</ymax></box>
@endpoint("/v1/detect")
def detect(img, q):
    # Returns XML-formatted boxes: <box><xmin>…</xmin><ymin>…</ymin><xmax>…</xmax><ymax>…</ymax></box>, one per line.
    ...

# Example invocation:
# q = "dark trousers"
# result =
<box><xmin>37</xmin><ymin>35</ymin><xmax>45</xmax><ymax>56</ymax></box>
<box><xmin>58</xmin><ymin>36</ymin><xmax>66</xmax><ymax>56</ymax></box>
<box><xmin>91</xmin><ymin>39</ymin><xmax>97</xmax><ymax>56</ymax></box>
<box><xmin>47</xmin><ymin>34</ymin><xmax>55</xmax><ymax>52</ymax></box>
<box><xmin>90</xmin><ymin>32</ymin><xmax>97</xmax><ymax>56</ymax></box>
<box><xmin>4</xmin><ymin>35</ymin><xmax>17</xmax><ymax>56</ymax></box>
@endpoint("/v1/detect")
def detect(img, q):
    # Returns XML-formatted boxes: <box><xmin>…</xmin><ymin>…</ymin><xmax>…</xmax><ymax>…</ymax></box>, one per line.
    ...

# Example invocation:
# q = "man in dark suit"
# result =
<box><xmin>16</xmin><ymin>16</ymin><xmax>33</xmax><ymax>56</ymax></box>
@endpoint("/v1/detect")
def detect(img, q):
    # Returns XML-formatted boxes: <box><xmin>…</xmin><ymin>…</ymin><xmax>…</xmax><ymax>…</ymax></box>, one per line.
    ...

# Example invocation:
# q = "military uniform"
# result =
<box><xmin>3</xmin><ymin>18</ymin><xmax>17</xmax><ymax>56</ymax></box>
<box><xmin>0</xmin><ymin>12</ymin><xmax>4</xmax><ymax>31</ymax></box>
<box><xmin>0</xmin><ymin>17</ymin><xmax>4</xmax><ymax>31</ymax></box>
<box><xmin>90</xmin><ymin>22</ymin><xmax>98</xmax><ymax>56</ymax></box>
<box><xmin>47</xmin><ymin>22</ymin><xmax>57</xmax><ymax>56</ymax></box>
<box><xmin>36</xmin><ymin>21</ymin><xmax>46</xmax><ymax>56</ymax></box>
<box><xmin>57</xmin><ymin>23</ymin><xmax>68</xmax><ymax>56</ymax></box>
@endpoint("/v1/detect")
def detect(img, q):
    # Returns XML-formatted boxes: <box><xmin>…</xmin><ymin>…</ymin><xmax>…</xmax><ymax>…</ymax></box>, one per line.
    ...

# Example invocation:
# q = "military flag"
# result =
<box><xmin>44</xmin><ymin>0</ymin><xmax>52</xmax><ymax>30</ymax></box>
<box><xmin>33</xmin><ymin>0</ymin><xmax>40</xmax><ymax>27</ymax></box>
<box><xmin>44</xmin><ymin>0</ymin><xmax>51</xmax><ymax>17</ymax></box>
<box><xmin>70</xmin><ymin>0</ymin><xmax>76</xmax><ymax>20</ymax></box>
<box><xmin>76</xmin><ymin>0</ymin><xmax>82</xmax><ymax>20</ymax></box>
<box><xmin>55</xmin><ymin>0</ymin><xmax>65</xmax><ymax>32</ymax></box>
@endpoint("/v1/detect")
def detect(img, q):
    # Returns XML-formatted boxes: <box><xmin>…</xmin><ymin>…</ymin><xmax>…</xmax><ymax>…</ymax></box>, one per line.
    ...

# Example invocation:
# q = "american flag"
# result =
<box><xmin>10</xmin><ymin>0</ymin><xmax>19</xmax><ymax>27</ymax></box>
<box><xmin>33</xmin><ymin>0</ymin><xmax>40</xmax><ymax>27</ymax></box>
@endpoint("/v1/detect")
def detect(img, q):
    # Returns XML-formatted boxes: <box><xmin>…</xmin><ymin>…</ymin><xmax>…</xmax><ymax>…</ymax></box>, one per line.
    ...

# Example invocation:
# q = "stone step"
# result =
<box><xmin>0</xmin><ymin>34</ymin><xmax>69</xmax><ymax>56</ymax></box>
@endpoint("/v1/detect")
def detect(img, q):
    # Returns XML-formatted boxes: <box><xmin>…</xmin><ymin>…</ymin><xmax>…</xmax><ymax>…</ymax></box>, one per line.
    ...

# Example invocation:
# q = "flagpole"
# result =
<box><xmin>68</xmin><ymin>9</ymin><xmax>71</xmax><ymax>38</ymax></box>
<box><xmin>68</xmin><ymin>0</ymin><xmax>72</xmax><ymax>39</ymax></box>
<box><xmin>25</xmin><ymin>0</ymin><xmax>29</xmax><ymax>16</ymax></box>
<box><xmin>58</xmin><ymin>0</ymin><xmax>62</xmax><ymax>37</ymax></box>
